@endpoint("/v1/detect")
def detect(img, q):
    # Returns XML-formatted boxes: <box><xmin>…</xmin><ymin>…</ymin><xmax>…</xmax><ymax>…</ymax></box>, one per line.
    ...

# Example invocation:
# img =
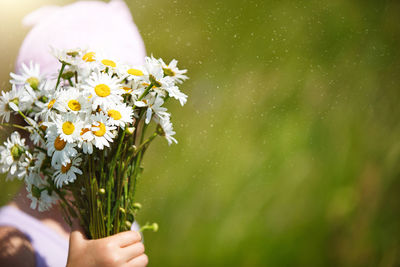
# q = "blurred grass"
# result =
<box><xmin>1</xmin><ymin>0</ymin><xmax>400</xmax><ymax>266</ymax></box>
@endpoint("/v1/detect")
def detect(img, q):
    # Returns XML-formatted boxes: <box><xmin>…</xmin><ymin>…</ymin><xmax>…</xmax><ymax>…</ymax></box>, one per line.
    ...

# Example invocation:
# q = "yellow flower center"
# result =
<box><xmin>54</xmin><ymin>136</ymin><xmax>66</xmax><ymax>150</ymax></box>
<box><xmin>127</xmin><ymin>68</ymin><xmax>143</xmax><ymax>76</ymax></box>
<box><xmin>11</xmin><ymin>145</ymin><xmax>23</xmax><ymax>160</ymax></box>
<box><xmin>82</xmin><ymin>52</ymin><xmax>96</xmax><ymax>62</ymax></box>
<box><xmin>26</xmin><ymin>77</ymin><xmax>39</xmax><ymax>90</ymax></box>
<box><xmin>68</xmin><ymin>100</ymin><xmax>81</xmax><ymax>111</ymax></box>
<box><xmin>62</xmin><ymin>121</ymin><xmax>75</xmax><ymax>135</ymax></box>
<box><xmin>47</xmin><ymin>99</ymin><xmax>56</xmax><ymax>109</ymax></box>
<box><xmin>93</xmin><ymin>122</ymin><xmax>106</xmax><ymax>137</ymax></box>
<box><xmin>122</xmin><ymin>87</ymin><xmax>132</xmax><ymax>93</ymax></box>
<box><xmin>94</xmin><ymin>84</ymin><xmax>110</xmax><ymax>97</ymax></box>
<box><xmin>163</xmin><ymin>67</ymin><xmax>175</xmax><ymax>77</ymax></box>
<box><xmin>80</xmin><ymin>128</ymin><xmax>90</xmax><ymax>136</ymax></box>
<box><xmin>61</xmin><ymin>162</ymin><xmax>72</xmax><ymax>174</ymax></box>
<box><xmin>108</xmin><ymin>109</ymin><xmax>122</xmax><ymax>120</ymax></box>
<box><xmin>101</xmin><ymin>59</ymin><xmax>116</xmax><ymax>68</ymax></box>
<box><xmin>66</xmin><ymin>50</ymin><xmax>79</xmax><ymax>57</ymax></box>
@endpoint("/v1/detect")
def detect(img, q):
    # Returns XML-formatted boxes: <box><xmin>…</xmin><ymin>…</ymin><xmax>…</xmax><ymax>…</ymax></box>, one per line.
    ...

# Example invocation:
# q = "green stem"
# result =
<box><xmin>55</xmin><ymin>63</ymin><xmax>66</xmax><ymax>89</ymax></box>
<box><xmin>132</xmin><ymin>83</ymin><xmax>153</xmax><ymax>110</ymax></box>
<box><xmin>100</xmin><ymin>150</ymin><xmax>105</xmax><ymax>189</ymax></box>
<box><xmin>0</xmin><ymin>123</ymin><xmax>30</xmax><ymax>132</ymax></box>
<box><xmin>106</xmin><ymin>177</ymin><xmax>112</xmax><ymax>235</ymax></box>
<box><xmin>17</xmin><ymin>110</ymin><xmax>45</xmax><ymax>142</ymax></box>
<box><xmin>135</xmin><ymin>132</ymin><xmax>158</xmax><ymax>156</ymax></box>
<box><xmin>74</xmin><ymin>71</ymin><xmax>78</xmax><ymax>84</ymax></box>
<box><xmin>34</xmin><ymin>146</ymin><xmax>47</xmax><ymax>153</ymax></box>
<box><xmin>109</xmin><ymin>130</ymin><xmax>126</xmax><ymax>176</ymax></box>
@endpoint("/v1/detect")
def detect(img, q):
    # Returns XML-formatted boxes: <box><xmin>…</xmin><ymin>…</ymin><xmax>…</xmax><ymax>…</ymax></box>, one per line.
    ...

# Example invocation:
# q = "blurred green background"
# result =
<box><xmin>1</xmin><ymin>0</ymin><xmax>400</xmax><ymax>266</ymax></box>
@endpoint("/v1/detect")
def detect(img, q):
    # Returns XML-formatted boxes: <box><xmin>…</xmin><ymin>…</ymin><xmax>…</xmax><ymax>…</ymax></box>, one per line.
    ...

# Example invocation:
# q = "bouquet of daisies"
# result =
<box><xmin>0</xmin><ymin>48</ymin><xmax>188</xmax><ymax>239</ymax></box>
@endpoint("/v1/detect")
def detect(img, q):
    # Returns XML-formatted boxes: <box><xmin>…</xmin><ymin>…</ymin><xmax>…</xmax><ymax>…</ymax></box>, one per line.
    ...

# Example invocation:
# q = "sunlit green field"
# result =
<box><xmin>1</xmin><ymin>0</ymin><xmax>400</xmax><ymax>266</ymax></box>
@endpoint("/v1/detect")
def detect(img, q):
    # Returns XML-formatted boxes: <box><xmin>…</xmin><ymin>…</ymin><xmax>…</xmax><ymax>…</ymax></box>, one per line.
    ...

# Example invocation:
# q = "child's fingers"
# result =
<box><xmin>125</xmin><ymin>253</ymin><xmax>148</xmax><ymax>267</ymax></box>
<box><xmin>109</xmin><ymin>230</ymin><xmax>142</xmax><ymax>247</ymax></box>
<box><xmin>121</xmin><ymin>242</ymin><xmax>145</xmax><ymax>262</ymax></box>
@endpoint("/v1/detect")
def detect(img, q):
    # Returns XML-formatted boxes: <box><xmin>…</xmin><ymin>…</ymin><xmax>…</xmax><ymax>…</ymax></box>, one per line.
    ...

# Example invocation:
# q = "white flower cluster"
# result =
<box><xmin>0</xmin><ymin>131</ymin><xmax>56</xmax><ymax>211</ymax></box>
<box><xmin>0</xmin><ymin>48</ymin><xmax>188</xmax><ymax>210</ymax></box>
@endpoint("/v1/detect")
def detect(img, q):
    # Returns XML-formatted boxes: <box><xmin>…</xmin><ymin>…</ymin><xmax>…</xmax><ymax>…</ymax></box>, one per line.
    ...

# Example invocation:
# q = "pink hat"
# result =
<box><xmin>16</xmin><ymin>0</ymin><xmax>146</xmax><ymax>75</ymax></box>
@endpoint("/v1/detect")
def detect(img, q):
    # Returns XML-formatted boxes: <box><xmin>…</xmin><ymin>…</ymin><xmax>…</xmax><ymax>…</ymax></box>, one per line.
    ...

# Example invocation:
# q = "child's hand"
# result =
<box><xmin>67</xmin><ymin>228</ymin><xmax>148</xmax><ymax>267</ymax></box>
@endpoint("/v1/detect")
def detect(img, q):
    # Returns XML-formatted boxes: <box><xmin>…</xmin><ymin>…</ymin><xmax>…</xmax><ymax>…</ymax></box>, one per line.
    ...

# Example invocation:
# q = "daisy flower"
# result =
<box><xmin>128</xmin><ymin>81</ymin><xmax>148</xmax><ymax>100</ymax></box>
<box><xmin>17</xmin><ymin>151</ymin><xmax>34</xmax><ymax>180</ymax></box>
<box><xmin>32</xmin><ymin>79</ymin><xmax>57</xmax><ymax>113</ymax></box>
<box><xmin>164</xmin><ymin>85</ymin><xmax>188</xmax><ymax>106</ymax></box>
<box><xmin>81</xmin><ymin>112</ymin><xmax>116</xmax><ymax>150</ymax></box>
<box><xmin>46</xmin><ymin>125</ymin><xmax>78</xmax><ymax>167</ymax></box>
<box><xmin>26</xmin><ymin>172</ymin><xmax>58</xmax><ymax>211</ymax></box>
<box><xmin>0</xmin><ymin>87</ymin><xmax>19</xmax><ymax>122</ymax></box>
<box><xmin>78</xmin><ymin>132</ymin><xmax>94</xmax><ymax>154</ymax></box>
<box><xmin>53</xmin><ymin>156</ymin><xmax>82</xmax><ymax>188</ymax></box>
<box><xmin>135</xmin><ymin>94</ymin><xmax>170</xmax><ymax>124</ymax></box>
<box><xmin>30</xmin><ymin>151</ymin><xmax>46</xmax><ymax>173</ymax></box>
<box><xmin>10</xmin><ymin>61</ymin><xmax>42</xmax><ymax>91</ymax></box>
<box><xmin>35</xmin><ymin>89</ymin><xmax>62</xmax><ymax>122</ymax></box>
<box><xmin>54</xmin><ymin>87</ymin><xmax>91</xmax><ymax>114</ymax></box>
<box><xmin>81</xmin><ymin>71</ymin><xmax>124</xmax><ymax>110</ymax></box>
<box><xmin>117</xmin><ymin>64</ymin><xmax>147</xmax><ymax>82</ymax></box>
<box><xmin>0</xmin><ymin>84</ymin><xmax>34</xmax><ymax>115</ymax></box>
<box><xmin>143</xmin><ymin>56</ymin><xmax>174</xmax><ymax>89</ymax></box>
<box><xmin>54</xmin><ymin>113</ymin><xmax>84</xmax><ymax>143</ymax></box>
<box><xmin>105</xmin><ymin>103</ymin><xmax>133</xmax><ymax>128</ymax></box>
<box><xmin>19</xmin><ymin>85</ymin><xmax>38</xmax><ymax>112</ymax></box>
<box><xmin>159</xmin><ymin>58</ymin><xmax>189</xmax><ymax>84</ymax></box>
<box><xmin>81</xmin><ymin>50</ymin><xmax>119</xmax><ymax>73</ymax></box>
<box><xmin>50</xmin><ymin>47</ymin><xmax>83</xmax><ymax>66</ymax></box>
<box><xmin>28</xmin><ymin>122</ymin><xmax>46</xmax><ymax>146</ymax></box>
<box><xmin>0</xmin><ymin>132</ymin><xmax>29</xmax><ymax>180</ymax></box>
<box><xmin>157</xmin><ymin>116</ymin><xmax>178</xmax><ymax>145</ymax></box>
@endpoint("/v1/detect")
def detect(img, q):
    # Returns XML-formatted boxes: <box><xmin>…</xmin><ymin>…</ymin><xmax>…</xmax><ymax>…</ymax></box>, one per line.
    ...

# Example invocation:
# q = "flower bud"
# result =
<box><xmin>125</xmin><ymin>220</ymin><xmax>132</xmax><ymax>228</ymax></box>
<box><xmin>133</xmin><ymin>202</ymin><xmax>142</xmax><ymax>210</ymax></box>
<box><xmin>128</xmin><ymin>145</ymin><xmax>137</xmax><ymax>154</ymax></box>
<box><xmin>99</xmin><ymin>188</ymin><xmax>106</xmax><ymax>195</ymax></box>
<box><xmin>61</xmin><ymin>71</ymin><xmax>75</xmax><ymax>80</ymax></box>
<box><xmin>39</xmin><ymin>96</ymin><xmax>49</xmax><ymax>103</ymax></box>
<box><xmin>151</xmin><ymin>222</ymin><xmax>159</xmax><ymax>232</ymax></box>
<box><xmin>125</xmin><ymin>127</ymin><xmax>135</xmax><ymax>135</ymax></box>
<box><xmin>140</xmin><ymin>222</ymin><xmax>159</xmax><ymax>232</ymax></box>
